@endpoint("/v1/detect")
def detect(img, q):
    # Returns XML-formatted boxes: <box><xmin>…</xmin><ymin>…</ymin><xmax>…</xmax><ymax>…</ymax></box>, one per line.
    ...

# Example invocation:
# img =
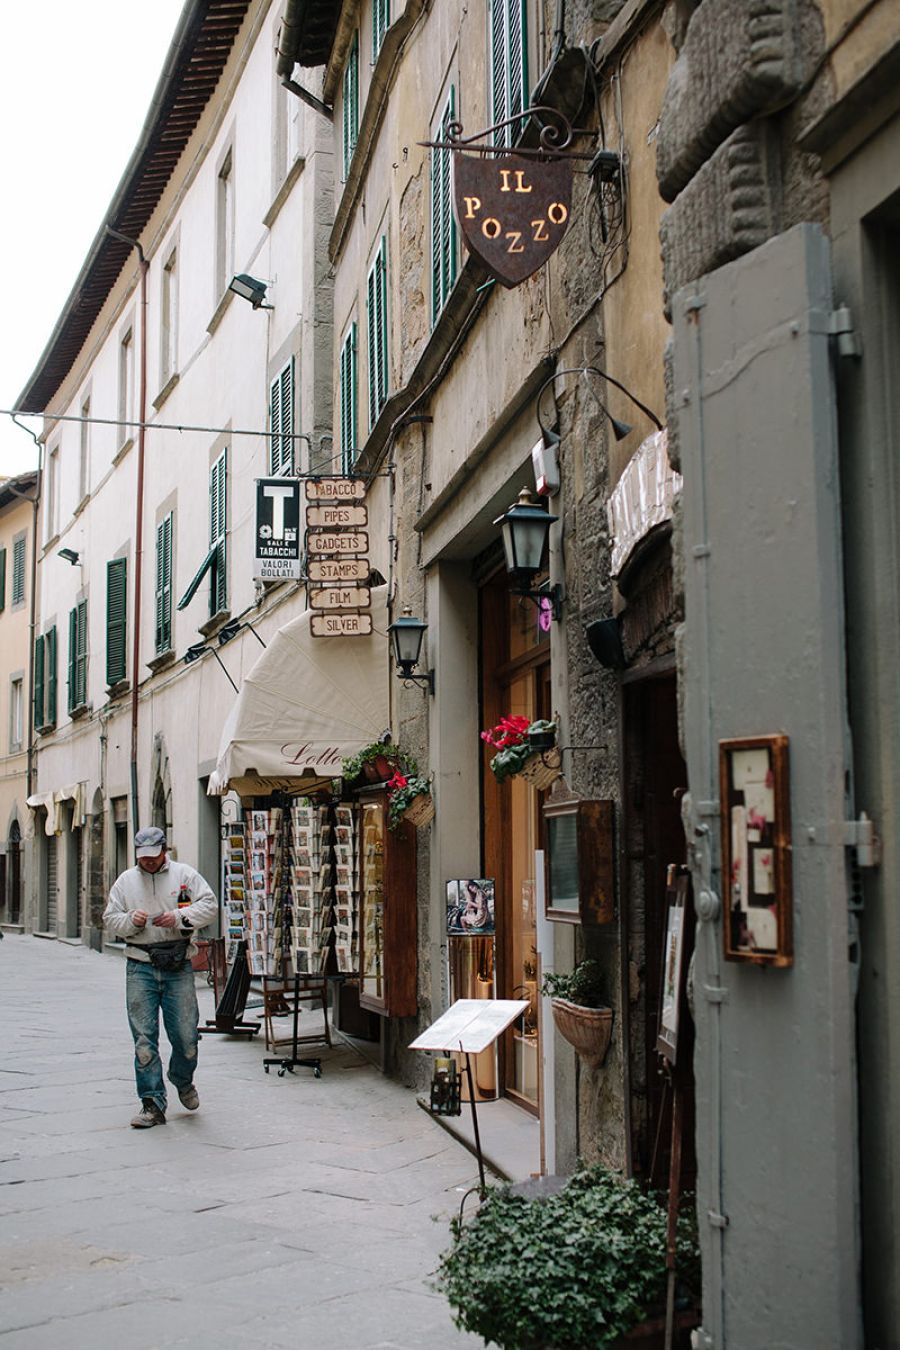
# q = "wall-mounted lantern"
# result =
<box><xmin>494</xmin><ymin>487</ymin><xmax>563</xmax><ymax>620</ymax></box>
<box><xmin>388</xmin><ymin>607</ymin><xmax>435</xmax><ymax>694</ymax></box>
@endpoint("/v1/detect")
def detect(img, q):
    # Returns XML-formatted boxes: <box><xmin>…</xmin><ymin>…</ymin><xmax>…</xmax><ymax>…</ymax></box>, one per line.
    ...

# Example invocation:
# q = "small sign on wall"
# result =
<box><xmin>254</xmin><ymin>478</ymin><xmax>302</xmax><ymax>580</ymax></box>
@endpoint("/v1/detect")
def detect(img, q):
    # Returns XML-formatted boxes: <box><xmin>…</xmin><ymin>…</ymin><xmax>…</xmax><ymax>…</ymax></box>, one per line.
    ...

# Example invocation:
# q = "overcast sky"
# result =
<box><xmin>0</xmin><ymin>0</ymin><xmax>185</xmax><ymax>478</ymax></box>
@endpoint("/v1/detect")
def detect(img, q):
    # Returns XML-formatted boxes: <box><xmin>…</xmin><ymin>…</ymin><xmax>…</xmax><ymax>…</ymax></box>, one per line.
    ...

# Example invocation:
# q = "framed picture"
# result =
<box><xmin>446</xmin><ymin>879</ymin><xmax>495</xmax><ymax>936</ymax></box>
<box><xmin>542</xmin><ymin>786</ymin><xmax>615</xmax><ymax>924</ymax></box>
<box><xmin>720</xmin><ymin>734</ymin><xmax>792</xmax><ymax>967</ymax></box>
<box><xmin>656</xmin><ymin>866</ymin><xmax>694</xmax><ymax>1065</ymax></box>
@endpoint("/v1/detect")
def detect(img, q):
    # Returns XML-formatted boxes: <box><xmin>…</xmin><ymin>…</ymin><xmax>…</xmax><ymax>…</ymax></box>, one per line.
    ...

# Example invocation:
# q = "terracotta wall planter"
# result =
<box><xmin>402</xmin><ymin>793</ymin><xmax>435</xmax><ymax>828</ymax></box>
<box><xmin>550</xmin><ymin>998</ymin><xmax>613</xmax><ymax>1070</ymax></box>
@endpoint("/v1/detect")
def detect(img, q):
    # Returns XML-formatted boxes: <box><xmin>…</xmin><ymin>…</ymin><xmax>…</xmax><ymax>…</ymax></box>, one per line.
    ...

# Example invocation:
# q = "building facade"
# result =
<box><xmin>0</xmin><ymin>471</ymin><xmax>38</xmax><ymax>930</ymax></box>
<box><xmin>16</xmin><ymin>0</ymin><xmax>332</xmax><ymax>944</ymax></box>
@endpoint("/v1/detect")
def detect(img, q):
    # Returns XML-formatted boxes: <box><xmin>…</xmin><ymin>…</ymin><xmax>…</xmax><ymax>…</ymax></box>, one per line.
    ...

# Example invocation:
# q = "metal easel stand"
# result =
<box><xmin>463</xmin><ymin>1050</ymin><xmax>487</xmax><ymax>1194</ymax></box>
<box><xmin>263</xmin><ymin>972</ymin><xmax>323</xmax><ymax>1078</ymax></box>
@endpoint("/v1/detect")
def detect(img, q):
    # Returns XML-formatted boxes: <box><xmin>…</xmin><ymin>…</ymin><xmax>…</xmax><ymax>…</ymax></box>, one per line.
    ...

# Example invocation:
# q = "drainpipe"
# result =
<box><xmin>105</xmin><ymin>226</ymin><xmax>148</xmax><ymax>833</ymax></box>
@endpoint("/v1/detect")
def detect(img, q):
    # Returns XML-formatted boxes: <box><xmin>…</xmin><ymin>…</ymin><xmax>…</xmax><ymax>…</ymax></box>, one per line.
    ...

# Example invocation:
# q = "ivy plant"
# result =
<box><xmin>540</xmin><ymin>959</ymin><xmax>607</xmax><ymax>1009</ymax></box>
<box><xmin>436</xmin><ymin>1164</ymin><xmax>699</xmax><ymax>1350</ymax></box>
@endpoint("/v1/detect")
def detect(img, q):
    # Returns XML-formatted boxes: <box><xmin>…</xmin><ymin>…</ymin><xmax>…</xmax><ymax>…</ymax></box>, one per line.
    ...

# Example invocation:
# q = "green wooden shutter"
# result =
<box><xmin>209</xmin><ymin>449</ymin><xmax>227</xmax><ymax>617</ymax></box>
<box><xmin>342</xmin><ymin>34</ymin><xmax>359</xmax><ymax>179</ymax></box>
<box><xmin>340</xmin><ymin>324</ymin><xmax>358</xmax><ymax>473</ymax></box>
<box><xmin>33</xmin><ymin>634</ymin><xmax>45</xmax><ymax>731</ymax></box>
<box><xmin>67</xmin><ymin>607</ymin><xmax>77</xmax><ymax>714</ymax></box>
<box><xmin>106</xmin><ymin>558</ymin><xmax>128</xmax><ymax>686</ymax></box>
<box><xmin>270</xmin><ymin>359</ymin><xmax>295</xmax><ymax>475</ymax></box>
<box><xmin>490</xmin><ymin>0</ymin><xmax>528</xmax><ymax>147</ymax></box>
<box><xmin>367</xmin><ymin>238</ymin><xmax>388</xmax><ymax>430</ymax></box>
<box><xmin>76</xmin><ymin>599</ymin><xmax>88</xmax><ymax>707</ymax></box>
<box><xmin>431</xmin><ymin>87</ymin><xmax>457</xmax><ymax>321</ymax></box>
<box><xmin>11</xmin><ymin>536</ymin><xmax>26</xmax><ymax>605</ymax></box>
<box><xmin>373</xmin><ymin>0</ymin><xmax>389</xmax><ymax>61</ymax></box>
<box><xmin>155</xmin><ymin>514</ymin><xmax>173</xmax><ymax>653</ymax></box>
<box><xmin>46</xmin><ymin>626</ymin><xmax>57</xmax><ymax>726</ymax></box>
<box><xmin>0</xmin><ymin>546</ymin><xmax>6</xmax><ymax>611</ymax></box>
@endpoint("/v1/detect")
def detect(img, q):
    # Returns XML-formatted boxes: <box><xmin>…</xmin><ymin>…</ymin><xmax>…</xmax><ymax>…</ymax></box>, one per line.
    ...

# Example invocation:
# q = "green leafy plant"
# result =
<box><xmin>541</xmin><ymin>959</ymin><xmax>606</xmax><ymax>1009</ymax></box>
<box><xmin>385</xmin><ymin>770</ymin><xmax>432</xmax><ymax>830</ymax></box>
<box><xmin>436</xmin><ymin>1164</ymin><xmax>699</xmax><ymax>1350</ymax></box>
<box><xmin>340</xmin><ymin>743</ymin><xmax>416</xmax><ymax>784</ymax></box>
<box><xmin>480</xmin><ymin>717</ymin><xmax>557</xmax><ymax>784</ymax></box>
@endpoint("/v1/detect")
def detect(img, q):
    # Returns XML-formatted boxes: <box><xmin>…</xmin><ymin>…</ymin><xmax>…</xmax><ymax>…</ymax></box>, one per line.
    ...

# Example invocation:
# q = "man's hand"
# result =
<box><xmin>152</xmin><ymin>911</ymin><xmax>177</xmax><ymax>928</ymax></box>
<box><xmin>132</xmin><ymin>910</ymin><xmax>149</xmax><ymax>929</ymax></box>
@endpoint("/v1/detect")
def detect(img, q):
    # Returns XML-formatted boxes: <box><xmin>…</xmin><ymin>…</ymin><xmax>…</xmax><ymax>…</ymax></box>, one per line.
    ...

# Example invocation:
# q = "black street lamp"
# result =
<box><xmin>388</xmin><ymin>607</ymin><xmax>435</xmax><ymax>694</ymax></box>
<box><xmin>494</xmin><ymin>487</ymin><xmax>563</xmax><ymax>620</ymax></box>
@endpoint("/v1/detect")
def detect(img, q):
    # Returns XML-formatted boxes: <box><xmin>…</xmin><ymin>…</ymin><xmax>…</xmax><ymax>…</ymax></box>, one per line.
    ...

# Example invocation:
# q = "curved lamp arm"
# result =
<box><xmin>536</xmin><ymin>364</ymin><xmax>664</xmax><ymax>441</ymax></box>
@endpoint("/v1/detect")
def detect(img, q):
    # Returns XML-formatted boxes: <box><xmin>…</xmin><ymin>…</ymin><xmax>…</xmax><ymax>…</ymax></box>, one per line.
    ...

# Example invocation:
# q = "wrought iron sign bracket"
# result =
<box><xmin>420</xmin><ymin>106</ymin><xmax>597</xmax><ymax>161</ymax></box>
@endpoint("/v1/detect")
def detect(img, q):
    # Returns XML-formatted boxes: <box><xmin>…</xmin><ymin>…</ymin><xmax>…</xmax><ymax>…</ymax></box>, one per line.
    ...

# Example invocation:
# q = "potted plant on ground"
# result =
<box><xmin>386</xmin><ymin>769</ymin><xmax>434</xmax><ymax>830</ymax></box>
<box><xmin>481</xmin><ymin>715</ymin><xmax>561</xmax><ymax>788</ymax></box>
<box><xmin>436</xmin><ymin>1162</ymin><xmax>700</xmax><ymax>1350</ymax></box>
<box><xmin>340</xmin><ymin>743</ymin><xmax>416</xmax><ymax>787</ymax></box>
<box><xmin>542</xmin><ymin>959</ymin><xmax>613</xmax><ymax>1070</ymax></box>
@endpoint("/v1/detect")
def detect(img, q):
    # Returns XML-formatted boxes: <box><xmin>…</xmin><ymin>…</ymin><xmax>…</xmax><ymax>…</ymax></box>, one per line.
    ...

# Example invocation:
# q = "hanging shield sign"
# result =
<box><xmin>454</xmin><ymin>153</ymin><xmax>573</xmax><ymax>287</ymax></box>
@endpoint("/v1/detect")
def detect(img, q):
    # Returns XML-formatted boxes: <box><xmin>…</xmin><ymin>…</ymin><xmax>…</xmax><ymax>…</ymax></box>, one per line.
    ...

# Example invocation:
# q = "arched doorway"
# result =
<box><xmin>7</xmin><ymin>820</ymin><xmax>21</xmax><ymax>924</ymax></box>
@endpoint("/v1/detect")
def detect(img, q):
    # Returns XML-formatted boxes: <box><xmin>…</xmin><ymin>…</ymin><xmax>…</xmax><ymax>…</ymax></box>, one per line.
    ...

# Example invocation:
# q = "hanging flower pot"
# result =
<box><xmin>550</xmin><ymin>998</ymin><xmax>613</xmax><ymax>1070</ymax></box>
<box><xmin>402</xmin><ymin>793</ymin><xmax>436</xmax><ymax>828</ymax></box>
<box><xmin>520</xmin><ymin>746</ymin><xmax>562</xmax><ymax>790</ymax></box>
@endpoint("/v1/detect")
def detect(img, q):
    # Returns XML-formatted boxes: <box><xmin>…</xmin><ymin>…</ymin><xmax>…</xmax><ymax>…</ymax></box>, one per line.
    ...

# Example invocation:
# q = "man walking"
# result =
<box><xmin>103</xmin><ymin>827</ymin><xmax>218</xmax><ymax>1128</ymax></box>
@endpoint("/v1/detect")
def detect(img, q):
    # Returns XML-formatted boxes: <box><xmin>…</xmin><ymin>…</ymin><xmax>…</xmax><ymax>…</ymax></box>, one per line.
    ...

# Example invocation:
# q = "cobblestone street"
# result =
<box><xmin>0</xmin><ymin>937</ymin><xmax>484</xmax><ymax>1349</ymax></box>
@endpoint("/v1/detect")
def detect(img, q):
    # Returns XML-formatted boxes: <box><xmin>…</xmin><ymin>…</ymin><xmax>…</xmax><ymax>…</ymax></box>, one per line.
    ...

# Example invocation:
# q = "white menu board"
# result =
<box><xmin>409</xmin><ymin>999</ymin><xmax>529</xmax><ymax>1054</ymax></box>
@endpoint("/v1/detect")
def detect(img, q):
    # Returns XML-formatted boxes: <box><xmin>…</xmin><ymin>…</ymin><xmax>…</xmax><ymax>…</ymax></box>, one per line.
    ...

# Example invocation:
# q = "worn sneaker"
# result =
<box><xmin>130</xmin><ymin>1100</ymin><xmax>166</xmax><ymax>1128</ymax></box>
<box><xmin>178</xmin><ymin>1084</ymin><xmax>200</xmax><ymax>1111</ymax></box>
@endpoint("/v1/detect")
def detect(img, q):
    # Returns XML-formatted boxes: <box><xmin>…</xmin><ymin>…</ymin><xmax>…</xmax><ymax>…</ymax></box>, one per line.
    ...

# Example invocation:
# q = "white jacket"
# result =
<box><xmin>103</xmin><ymin>858</ymin><xmax>218</xmax><ymax>962</ymax></box>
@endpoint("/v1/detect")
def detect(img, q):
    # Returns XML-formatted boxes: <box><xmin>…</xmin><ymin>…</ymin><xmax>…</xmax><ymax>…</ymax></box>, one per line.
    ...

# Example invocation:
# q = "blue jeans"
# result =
<box><xmin>125</xmin><ymin>958</ymin><xmax>199</xmax><ymax>1112</ymax></box>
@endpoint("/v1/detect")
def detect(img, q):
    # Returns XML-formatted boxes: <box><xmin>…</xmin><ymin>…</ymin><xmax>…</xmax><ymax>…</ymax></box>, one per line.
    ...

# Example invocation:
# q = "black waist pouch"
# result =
<box><xmin>129</xmin><ymin>939</ymin><xmax>190</xmax><ymax>971</ymax></box>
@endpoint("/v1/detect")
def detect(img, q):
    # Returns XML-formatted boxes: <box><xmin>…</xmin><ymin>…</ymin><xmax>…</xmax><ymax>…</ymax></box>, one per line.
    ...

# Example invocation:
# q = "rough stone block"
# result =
<box><xmin>656</xmin><ymin>0</ymin><xmax>818</xmax><ymax>202</ymax></box>
<box><xmin>660</xmin><ymin>121</ymin><xmax>779</xmax><ymax>301</ymax></box>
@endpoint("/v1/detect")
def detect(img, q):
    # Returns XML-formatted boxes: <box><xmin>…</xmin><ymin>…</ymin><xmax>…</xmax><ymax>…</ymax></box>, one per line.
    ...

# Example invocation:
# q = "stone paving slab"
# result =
<box><xmin>0</xmin><ymin>937</ymin><xmax>483</xmax><ymax>1348</ymax></box>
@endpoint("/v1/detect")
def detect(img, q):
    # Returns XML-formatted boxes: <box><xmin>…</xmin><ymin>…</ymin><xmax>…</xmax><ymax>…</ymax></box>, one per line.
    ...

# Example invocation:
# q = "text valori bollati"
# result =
<box><xmin>305</xmin><ymin>478</ymin><xmax>372</xmax><ymax>636</ymax></box>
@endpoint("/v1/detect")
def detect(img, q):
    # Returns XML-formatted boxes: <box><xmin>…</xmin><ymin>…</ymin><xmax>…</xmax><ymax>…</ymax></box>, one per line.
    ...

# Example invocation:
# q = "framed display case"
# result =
<box><xmin>357</xmin><ymin>789</ymin><xmax>417</xmax><ymax>1016</ymax></box>
<box><xmin>719</xmin><ymin>734</ymin><xmax>792</xmax><ymax>967</ymax></box>
<box><xmin>542</xmin><ymin>783</ymin><xmax>615</xmax><ymax>924</ymax></box>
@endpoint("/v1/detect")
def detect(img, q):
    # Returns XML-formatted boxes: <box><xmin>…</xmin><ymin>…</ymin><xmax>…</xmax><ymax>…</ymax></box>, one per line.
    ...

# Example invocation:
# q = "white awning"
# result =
<box><xmin>25</xmin><ymin>783</ymin><xmax>86</xmax><ymax>835</ymax></box>
<box><xmin>208</xmin><ymin>586</ymin><xmax>391</xmax><ymax>796</ymax></box>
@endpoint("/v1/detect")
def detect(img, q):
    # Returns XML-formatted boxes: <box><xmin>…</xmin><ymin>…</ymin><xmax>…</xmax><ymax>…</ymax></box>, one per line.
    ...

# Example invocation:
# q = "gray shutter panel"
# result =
<box><xmin>106</xmin><ymin>558</ymin><xmax>128</xmax><ymax>686</ymax></box>
<box><xmin>674</xmin><ymin>224</ymin><xmax>859</xmax><ymax>1346</ymax></box>
<box><xmin>12</xmin><ymin>537</ymin><xmax>26</xmax><ymax>605</ymax></box>
<box><xmin>33</xmin><ymin>635</ymin><xmax>45</xmax><ymax>730</ymax></box>
<box><xmin>46</xmin><ymin>626</ymin><xmax>57</xmax><ymax>726</ymax></box>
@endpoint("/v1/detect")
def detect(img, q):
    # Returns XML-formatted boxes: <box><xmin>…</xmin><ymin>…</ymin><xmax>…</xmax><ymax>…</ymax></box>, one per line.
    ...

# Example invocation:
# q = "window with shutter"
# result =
<box><xmin>106</xmin><ymin>558</ymin><xmax>128</xmax><ymax>687</ymax></box>
<box><xmin>0</xmin><ymin>546</ymin><xmax>6</xmax><ymax>611</ymax></box>
<box><xmin>269</xmin><ymin>359</ymin><xmax>295</xmax><ymax>475</ymax></box>
<box><xmin>366</xmin><ymin>238</ymin><xmax>389</xmax><ymax>430</ymax></box>
<box><xmin>155</xmin><ymin>514</ymin><xmax>173</xmax><ymax>654</ymax></box>
<box><xmin>342</xmin><ymin>33</ymin><xmax>359</xmax><ymax>180</ymax></box>
<box><xmin>11</xmin><ymin>535</ymin><xmax>26</xmax><ymax>606</ymax></box>
<box><xmin>34</xmin><ymin>634</ymin><xmax>45</xmax><ymax>731</ymax></box>
<box><xmin>46</xmin><ymin>626</ymin><xmax>57</xmax><ymax>727</ymax></box>
<box><xmin>373</xmin><ymin>0</ymin><xmax>390</xmax><ymax>61</ymax></box>
<box><xmin>431</xmin><ymin>86</ymin><xmax>458</xmax><ymax>322</ymax></box>
<box><xmin>340</xmin><ymin>324</ymin><xmax>358</xmax><ymax>473</ymax></box>
<box><xmin>209</xmin><ymin>450</ymin><xmax>228</xmax><ymax>617</ymax></box>
<box><xmin>489</xmin><ymin>0</ymin><xmax>528</xmax><ymax>148</ymax></box>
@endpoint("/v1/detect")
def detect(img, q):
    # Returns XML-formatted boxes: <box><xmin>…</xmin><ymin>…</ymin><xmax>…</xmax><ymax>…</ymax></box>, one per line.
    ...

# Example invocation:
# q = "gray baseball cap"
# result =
<box><xmin>135</xmin><ymin>826</ymin><xmax>167</xmax><ymax>858</ymax></box>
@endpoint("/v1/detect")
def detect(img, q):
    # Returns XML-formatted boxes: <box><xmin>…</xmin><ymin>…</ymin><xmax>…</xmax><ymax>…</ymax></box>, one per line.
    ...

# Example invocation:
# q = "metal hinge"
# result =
<box><xmin>844</xmin><ymin>812</ymin><xmax>881</xmax><ymax>867</ymax></box>
<box><xmin>829</xmin><ymin>305</ymin><xmax>862</xmax><ymax>359</ymax></box>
